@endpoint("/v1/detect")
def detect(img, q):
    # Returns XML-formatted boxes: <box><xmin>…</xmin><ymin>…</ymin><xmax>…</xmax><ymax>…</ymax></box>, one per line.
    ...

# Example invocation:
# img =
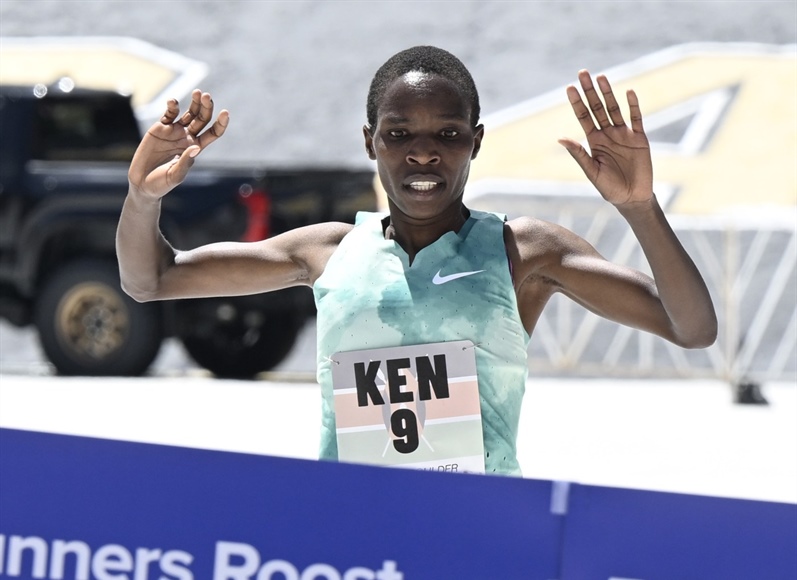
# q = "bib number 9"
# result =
<box><xmin>390</xmin><ymin>409</ymin><xmax>419</xmax><ymax>453</ymax></box>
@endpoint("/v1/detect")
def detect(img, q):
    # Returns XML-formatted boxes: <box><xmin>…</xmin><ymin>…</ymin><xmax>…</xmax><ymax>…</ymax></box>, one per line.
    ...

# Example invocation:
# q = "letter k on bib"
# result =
<box><xmin>331</xmin><ymin>340</ymin><xmax>485</xmax><ymax>474</ymax></box>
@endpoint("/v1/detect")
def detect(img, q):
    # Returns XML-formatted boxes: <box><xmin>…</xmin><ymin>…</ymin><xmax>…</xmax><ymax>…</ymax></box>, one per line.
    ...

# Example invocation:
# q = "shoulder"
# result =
<box><xmin>278</xmin><ymin>221</ymin><xmax>354</xmax><ymax>248</ymax></box>
<box><xmin>504</xmin><ymin>216</ymin><xmax>597</xmax><ymax>283</ymax></box>
<box><xmin>271</xmin><ymin>221</ymin><xmax>354</xmax><ymax>284</ymax></box>
<box><xmin>505</xmin><ymin>215</ymin><xmax>585</xmax><ymax>256</ymax></box>
<box><xmin>300</xmin><ymin>220</ymin><xmax>355</xmax><ymax>256</ymax></box>
<box><xmin>312</xmin><ymin>221</ymin><xmax>356</xmax><ymax>244</ymax></box>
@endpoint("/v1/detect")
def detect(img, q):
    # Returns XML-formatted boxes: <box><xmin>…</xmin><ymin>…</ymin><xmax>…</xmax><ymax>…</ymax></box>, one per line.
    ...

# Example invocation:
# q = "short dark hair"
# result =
<box><xmin>366</xmin><ymin>45</ymin><xmax>480</xmax><ymax>130</ymax></box>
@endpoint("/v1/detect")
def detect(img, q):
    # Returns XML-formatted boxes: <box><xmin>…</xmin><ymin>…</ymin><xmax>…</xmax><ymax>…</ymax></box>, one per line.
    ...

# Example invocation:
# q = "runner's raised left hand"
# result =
<box><xmin>558</xmin><ymin>70</ymin><xmax>653</xmax><ymax>206</ymax></box>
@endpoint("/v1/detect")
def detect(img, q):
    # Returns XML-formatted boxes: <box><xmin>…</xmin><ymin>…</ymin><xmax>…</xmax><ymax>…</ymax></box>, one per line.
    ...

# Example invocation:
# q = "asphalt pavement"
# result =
<box><xmin>2</xmin><ymin>318</ymin><xmax>795</xmax><ymax>505</ymax></box>
<box><xmin>1</xmin><ymin>366</ymin><xmax>794</xmax><ymax>505</ymax></box>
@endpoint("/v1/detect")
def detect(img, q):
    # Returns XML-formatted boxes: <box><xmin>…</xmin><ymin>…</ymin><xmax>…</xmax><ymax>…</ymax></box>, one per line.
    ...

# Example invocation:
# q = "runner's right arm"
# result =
<box><xmin>116</xmin><ymin>90</ymin><xmax>350</xmax><ymax>302</ymax></box>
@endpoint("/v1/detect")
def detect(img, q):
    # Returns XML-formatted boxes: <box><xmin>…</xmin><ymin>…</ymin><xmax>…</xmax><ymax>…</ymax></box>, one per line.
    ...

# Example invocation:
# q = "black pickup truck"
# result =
<box><xmin>0</xmin><ymin>82</ymin><xmax>376</xmax><ymax>377</ymax></box>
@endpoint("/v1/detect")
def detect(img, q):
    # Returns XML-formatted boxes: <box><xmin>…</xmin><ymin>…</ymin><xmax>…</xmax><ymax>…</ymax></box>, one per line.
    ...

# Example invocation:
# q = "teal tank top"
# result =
<box><xmin>313</xmin><ymin>210</ymin><xmax>530</xmax><ymax>476</ymax></box>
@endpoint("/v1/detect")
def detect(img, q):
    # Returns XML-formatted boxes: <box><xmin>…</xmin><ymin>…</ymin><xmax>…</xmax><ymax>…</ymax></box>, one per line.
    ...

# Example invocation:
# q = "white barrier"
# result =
<box><xmin>472</xmin><ymin>193</ymin><xmax>797</xmax><ymax>383</ymax></box>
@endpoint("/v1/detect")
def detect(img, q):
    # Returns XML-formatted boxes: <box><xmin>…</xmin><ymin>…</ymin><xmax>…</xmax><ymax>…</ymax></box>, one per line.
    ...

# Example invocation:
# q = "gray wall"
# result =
<box><xmin>2</xmin><ymin>0</ymin><xmax>795</xmax><ymax>168</ymax></box>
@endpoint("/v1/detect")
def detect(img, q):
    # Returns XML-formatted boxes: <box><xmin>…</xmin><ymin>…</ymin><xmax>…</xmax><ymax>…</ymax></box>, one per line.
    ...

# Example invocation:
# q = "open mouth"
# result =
<box><xmin>406</xmin><ymin>180</ymin><xmax>443</xmax><ymax>193</ymax></box>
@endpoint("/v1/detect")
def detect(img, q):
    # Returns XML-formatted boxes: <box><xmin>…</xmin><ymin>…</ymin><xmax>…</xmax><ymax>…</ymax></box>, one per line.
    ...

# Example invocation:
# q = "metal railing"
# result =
<box><xmin>474</xmin><ymin>193</ymin><xmax>797</xmax><ymax>383</ymax></box>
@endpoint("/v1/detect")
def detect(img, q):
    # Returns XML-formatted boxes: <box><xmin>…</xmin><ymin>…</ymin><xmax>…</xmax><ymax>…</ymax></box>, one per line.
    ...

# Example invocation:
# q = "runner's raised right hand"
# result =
<box><xmin>128</xmin><ymin>89</ymin><xmax>229</xmax><ymax>199</ymax></box>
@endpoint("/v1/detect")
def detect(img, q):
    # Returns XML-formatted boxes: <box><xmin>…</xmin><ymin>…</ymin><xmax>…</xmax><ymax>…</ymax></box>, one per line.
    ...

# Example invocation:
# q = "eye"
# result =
<box><xmin>388</xmin><ymin>129</ymin><xmax>406</xmax><ymax>138</ymax></box>
<box><xmin>441</xmin><ymin>129</ymin><xmax>459</xmax><ymax>138</ymax></box>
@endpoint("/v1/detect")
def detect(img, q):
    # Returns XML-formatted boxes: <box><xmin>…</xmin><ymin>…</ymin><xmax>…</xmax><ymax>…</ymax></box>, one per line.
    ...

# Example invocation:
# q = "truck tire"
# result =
<box><xmin>177</xmin><ymin>297</ymin><xmax>304</xmax><ymax>379</ymax></box>
<box><xmin>34</xmin><ymin>260</ymin><xmax>163</xmax><ymax>376</ymax></box>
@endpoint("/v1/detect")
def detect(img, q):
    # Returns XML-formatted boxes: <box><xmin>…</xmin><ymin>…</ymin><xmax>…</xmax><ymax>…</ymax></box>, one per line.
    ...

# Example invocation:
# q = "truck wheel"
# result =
<box><xmin>178</xmin><ymin>298</ymin><xmax>304</xmax><ymax>379</ymax></box>
<box><xmin>34</xmin><ymin>260</ymin><xmax>163</xmax><ymax>376</ymax></box>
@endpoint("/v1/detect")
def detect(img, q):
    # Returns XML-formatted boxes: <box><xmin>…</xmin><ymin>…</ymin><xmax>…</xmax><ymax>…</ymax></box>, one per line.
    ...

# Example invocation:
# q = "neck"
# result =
<box><xmin>385</xmin><ymin>202</ymin><xmax>469</xmax><ymax>264</ymax></box>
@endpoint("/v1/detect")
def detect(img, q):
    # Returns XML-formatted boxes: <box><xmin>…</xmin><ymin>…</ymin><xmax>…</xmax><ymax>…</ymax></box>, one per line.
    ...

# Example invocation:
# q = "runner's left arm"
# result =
<box><xmin>545</xmin><ymin>70</ymin><xmax>717</xmax><ymax>348</ymax></box>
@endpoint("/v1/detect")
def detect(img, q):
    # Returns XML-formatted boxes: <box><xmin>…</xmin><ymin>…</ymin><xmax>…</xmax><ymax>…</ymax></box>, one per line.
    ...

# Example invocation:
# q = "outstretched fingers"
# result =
<box><xmin>557</xmin><ymin>136</ymin><xmax>596</xmax><ymax>180</ymax></box>
<box><xmin>177</xmin><ymin>89</ymin><xmax>202</xmax><ymax>129</ymax></box>
<box><xmin>158</xmin><ymin>90</ymin><xmax>229</xmax><ymax>150</ymax></box>
<box><xmin>566</xmin><ymin>84</ymin><xmax>598</xmax><ymax>137</ymax></box>
<box><xmin>627</xmin><ymin>89</ymin><xmax>644</xmax><ymax>133</ymax></box>
<box><xmin>173</xmin><ymin>90</ymin><xmax>217</xmax><ymax>138</ymax></box>
<box><xmin>578</xmin><ymin>70</ymin><xmax>613</xmax><ymax>129</ymax></box>
<box><xmin>186</xmin><ymin>91</ymin><xmax>215</xmax><ymax>136</ymax></box>
<box><xmin>597</xmin><ymin>75</ymin><xmax>625</xmax><ymax>126</ymax></box>
<box><xmin>160</xmin><ymin>98</ymin><xmax>180</xmax><ymax>125</ymax></box>
<box><xmin>197</xmin><ymin>109</ymin><xmax>230</xmax><ymax>149</ymax></box>
<box><xmin>568</xmin><ymin>70</ymin><xmax>635</xmax><ymax>138</ymax></box>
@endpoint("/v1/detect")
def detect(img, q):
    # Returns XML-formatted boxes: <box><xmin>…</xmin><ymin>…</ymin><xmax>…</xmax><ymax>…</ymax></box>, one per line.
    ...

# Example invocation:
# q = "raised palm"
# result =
<box><xmin>559</xmin><ymin>71</ymin><xmax>653</xmax><ymax>206</ymax></box>
<box><xmin>128</xmin><ymin>89</ymin><xmax>229</xmax><ymax>198</ymax></box>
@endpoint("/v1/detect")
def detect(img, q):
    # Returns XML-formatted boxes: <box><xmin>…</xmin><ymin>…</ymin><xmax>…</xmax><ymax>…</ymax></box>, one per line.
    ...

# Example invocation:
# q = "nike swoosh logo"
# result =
<box><xmin>432</xmin><ymin>269</ymin><xmax>485</xmax><ymax>285</ymax></box>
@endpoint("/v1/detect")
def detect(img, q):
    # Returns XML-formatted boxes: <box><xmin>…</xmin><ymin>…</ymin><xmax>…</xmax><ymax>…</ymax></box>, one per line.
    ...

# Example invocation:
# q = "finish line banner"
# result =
<box><xmin>1</xmin><ymin>428</ymin><xmax>795</xmax><ymax>579</ymax></box>
<box><xmin>0</xmin><ymin>428</ymin><xmax>561</xmax><ymax>579</ymax></box>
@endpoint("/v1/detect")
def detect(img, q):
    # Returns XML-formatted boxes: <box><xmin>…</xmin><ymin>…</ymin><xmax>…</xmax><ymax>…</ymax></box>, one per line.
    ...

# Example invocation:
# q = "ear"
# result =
<box><xmin>363</xmin><ymin>125</ymin><xmax>376</xmax><ymax>160</ymax></box>
<box><xmin>471</xmin><ymin>124</ymin><xmax>485</xmax><ymax>160</ymax></box>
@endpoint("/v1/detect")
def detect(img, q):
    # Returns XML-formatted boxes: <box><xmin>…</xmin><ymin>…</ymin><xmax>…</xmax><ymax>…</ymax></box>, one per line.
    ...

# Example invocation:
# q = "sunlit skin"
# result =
<box><xmin>117</xmin><ymin>70</ymin><xmax>717</xmax><ymax>348</ymax></box>
<box><xmin>363</xmin><ymin>73</ymin><xmax>483</xmax><ymax>259</ymax></box>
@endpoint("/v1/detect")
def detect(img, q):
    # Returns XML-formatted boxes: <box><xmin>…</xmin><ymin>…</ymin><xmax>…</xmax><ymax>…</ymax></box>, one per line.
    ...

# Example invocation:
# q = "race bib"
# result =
<box><xmin>331</xmin><ymin>340</ymin><xmax>485</xmax><ymax>474</ymax></box>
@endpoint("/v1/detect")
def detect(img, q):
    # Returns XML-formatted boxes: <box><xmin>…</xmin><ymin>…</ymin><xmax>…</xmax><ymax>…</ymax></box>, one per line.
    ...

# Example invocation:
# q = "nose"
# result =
<box><xmin>406</xmin><ymin>136</ymin><xmax>440</xmax><ymax>165</ymax></box>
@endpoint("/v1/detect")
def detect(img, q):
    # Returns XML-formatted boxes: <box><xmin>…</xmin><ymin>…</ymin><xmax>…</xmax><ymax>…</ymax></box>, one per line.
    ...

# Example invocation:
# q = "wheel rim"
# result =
<box><xmin>56</xmin><ymin>282</ymin><xmax>129</xmax><ymax>360</ymax></box>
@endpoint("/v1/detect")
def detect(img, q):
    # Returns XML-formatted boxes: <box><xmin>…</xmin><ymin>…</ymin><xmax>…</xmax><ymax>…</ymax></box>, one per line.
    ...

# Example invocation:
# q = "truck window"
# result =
<box><xmin>31</xmin><ymin>96</ymin><xmax>140</xmax><ymax>162</ymax></box>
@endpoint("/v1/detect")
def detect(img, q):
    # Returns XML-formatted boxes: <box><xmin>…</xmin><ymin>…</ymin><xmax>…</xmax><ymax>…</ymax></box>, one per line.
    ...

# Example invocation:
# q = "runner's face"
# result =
<box><xmin>364</xmin><ymin>72</ymin><xmax>483</xmax><ymax>220</ymax></box>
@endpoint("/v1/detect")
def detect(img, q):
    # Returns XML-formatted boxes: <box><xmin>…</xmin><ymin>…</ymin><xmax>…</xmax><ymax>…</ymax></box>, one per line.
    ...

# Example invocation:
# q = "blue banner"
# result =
<box><xmin>1</xmin><ymin>428</ymin><xmax>795</xmax><ymax>579</ymax></box>
<box><xmin>562</xmin><ymin>483</ymin><xmax>797</xmax><ymax>580</ymax></box>
<box><xmin>0</xmin><ymin>428</ymin><xmax>562</xmax><ymax>579</ymax></box>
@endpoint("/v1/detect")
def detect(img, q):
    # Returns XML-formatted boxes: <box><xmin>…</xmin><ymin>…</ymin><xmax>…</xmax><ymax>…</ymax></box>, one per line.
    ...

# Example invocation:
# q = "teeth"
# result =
<box><xmin>409</xmin><ymin>181</ymin><xmax>438</xmax><ymax>191</ymax></box>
